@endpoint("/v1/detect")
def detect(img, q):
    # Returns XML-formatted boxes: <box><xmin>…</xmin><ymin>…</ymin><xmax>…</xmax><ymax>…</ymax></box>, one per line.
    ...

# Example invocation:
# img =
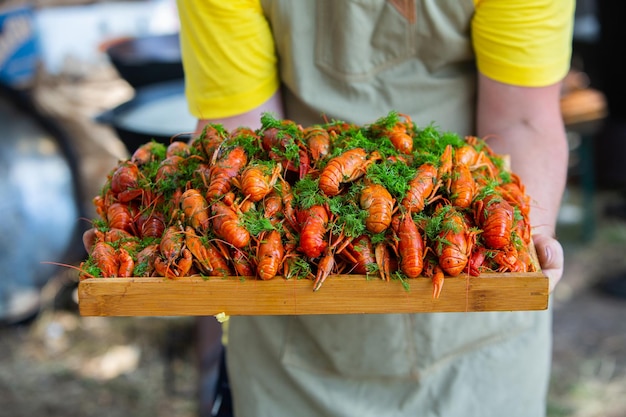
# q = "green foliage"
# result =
<box><xmin>284</xmin><ymin>256</ymin><xmax>313</xmax><ymax>280</ymax></box>
<box><xmin>241</xmin><ymin>209</ymin><xmax>275</xmax><ymax>237</ymax></box>
<box><xmin>366</xmin><ymin>160</ymin><xmax>416</xmax><ymax>200</ymax></box>
<box><xmin>292</xmin><ymin>177</ymin><xmax>327</xmax><ymax>209</ymax></box>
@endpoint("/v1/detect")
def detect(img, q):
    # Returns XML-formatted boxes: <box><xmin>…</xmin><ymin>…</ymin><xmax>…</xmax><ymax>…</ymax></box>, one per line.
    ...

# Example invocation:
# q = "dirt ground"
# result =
<box><xmin>548</xmin><ymin>199</ymin><xmax>626</xmax><ymax>417</ymax></box>
<box><xmin>2</xmin><ymin>66</ymin><xmax>626</xmax><ymax>417</ymax></box>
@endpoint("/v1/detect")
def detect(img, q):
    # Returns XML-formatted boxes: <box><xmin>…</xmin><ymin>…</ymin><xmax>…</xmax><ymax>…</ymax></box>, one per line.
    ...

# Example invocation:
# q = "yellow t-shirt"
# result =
<box><xmin>177</xmin><ymin>0</ymin><xmax>279</xmax><ymax>119</ymax></box>
<box><xmin>177</xmin><ymin>0</ymin><xmax>574</xmax><ymax>119</ymax></box>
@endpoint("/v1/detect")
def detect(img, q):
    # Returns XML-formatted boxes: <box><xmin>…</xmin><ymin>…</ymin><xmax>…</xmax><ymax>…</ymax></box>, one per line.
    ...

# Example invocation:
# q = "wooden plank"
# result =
<box><xmin>78</xmin><ymin>272</ymin><xmax>549</xmax><ymax>317</ymax></box>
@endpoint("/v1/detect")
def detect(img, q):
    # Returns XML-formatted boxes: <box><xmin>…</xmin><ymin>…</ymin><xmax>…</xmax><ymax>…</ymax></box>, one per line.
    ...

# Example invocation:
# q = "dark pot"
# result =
<box><xmin>96</xmin><ymin>79</ymin><xmax>196</xmax><ymax>153</ymax></box>
<box><xmin>103</xmin><ymin>33</ymin><xmax>184</xmax><ymax>89</ymax></box>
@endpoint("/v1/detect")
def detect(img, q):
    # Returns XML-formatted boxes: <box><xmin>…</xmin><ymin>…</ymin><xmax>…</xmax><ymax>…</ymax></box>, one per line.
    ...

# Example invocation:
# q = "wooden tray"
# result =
<box><xmin>78</xmin><ymin>271</ymin><xmax>549</xmax><ymax>317</ymax></box>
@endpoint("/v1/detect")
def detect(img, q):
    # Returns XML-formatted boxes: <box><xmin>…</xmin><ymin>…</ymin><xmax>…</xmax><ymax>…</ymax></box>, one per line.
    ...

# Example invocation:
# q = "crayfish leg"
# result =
<box><xmin>374</xmin><ymin>243</ymin><xmax>392</xmax><ymax>282</ymax></box>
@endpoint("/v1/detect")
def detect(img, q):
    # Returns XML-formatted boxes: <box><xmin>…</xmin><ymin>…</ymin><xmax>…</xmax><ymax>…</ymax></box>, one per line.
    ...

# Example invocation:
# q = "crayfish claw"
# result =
<box><xmin>313</xmin><ymin>251</ymin><xmax>335</xmax><ymax>292</ymax></box>
<box><xmin>431</xmin><ymin>266</ymin><xmax>445</xmax><ymax>299</ymax></box>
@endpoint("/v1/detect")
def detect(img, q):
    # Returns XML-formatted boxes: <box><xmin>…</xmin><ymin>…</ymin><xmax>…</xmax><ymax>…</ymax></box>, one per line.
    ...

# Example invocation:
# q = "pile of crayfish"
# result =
<box><xmin>81</xmin><ymin>111</ymin><xmax>536</xmax><ymax>298</ymax></box>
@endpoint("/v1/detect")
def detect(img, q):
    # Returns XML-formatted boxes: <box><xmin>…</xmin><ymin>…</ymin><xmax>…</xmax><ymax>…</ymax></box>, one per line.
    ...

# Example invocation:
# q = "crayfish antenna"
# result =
<box><xmin>41</xmin><ymin>261</ymin><xmax>96</xmax><ymax>280</ymax></box>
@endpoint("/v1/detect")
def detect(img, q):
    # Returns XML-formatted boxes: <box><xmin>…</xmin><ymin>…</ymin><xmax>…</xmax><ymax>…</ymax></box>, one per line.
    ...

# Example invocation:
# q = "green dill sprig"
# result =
<box><xmin>326</xmin><ymin>182</ymin><xmax>368</xmax><ymax>238</ymax></box>
<box><xmin>365</xmin><ymin>160</ymin><xmax>416</xmax><ymax>200</ymax></box>
<box><xmin>229</xmin><ymin>129</ymin><xmax>265</xmax><ymax>159</ymax></box>
<box><xmin>292</xmin><ymin>177</ymin><xmax>327</xmax><ymax>209</ymax></box>
<box><xmin>241</xmin><ymin>209</ymin><xmax>275</xmax><ymax>237</ymax></box>
<box><xmin>284</xmin><ymin>256</ymin><xmax>313</xmax><ymax>280</ymax></box>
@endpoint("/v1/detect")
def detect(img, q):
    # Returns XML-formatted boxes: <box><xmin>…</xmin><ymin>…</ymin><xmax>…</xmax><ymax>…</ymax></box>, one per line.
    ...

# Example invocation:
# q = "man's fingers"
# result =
<box><xmin>532</xmin><ymin>234</ymin><xmax>564</xmax><ymax>292</ymax></box>
<box><xmin>83</xmin><ymin>228</ymin><xmax>96</xmax><ymax>252</ymax></box>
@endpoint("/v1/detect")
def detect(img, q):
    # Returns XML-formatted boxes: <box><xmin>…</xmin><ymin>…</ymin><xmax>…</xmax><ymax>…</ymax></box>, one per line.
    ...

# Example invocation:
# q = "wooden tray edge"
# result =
<box><xmin>78</xmin><ymin>272</ymin><xmax>549</xmax><ymax>317</ymax></box>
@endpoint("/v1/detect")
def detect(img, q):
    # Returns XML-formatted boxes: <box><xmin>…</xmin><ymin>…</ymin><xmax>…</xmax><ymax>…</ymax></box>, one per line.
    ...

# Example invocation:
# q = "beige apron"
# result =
<box><xmin>227</xmin><ymin>2</ymin><xmax>552</xmax><ymax>416</ymax></box>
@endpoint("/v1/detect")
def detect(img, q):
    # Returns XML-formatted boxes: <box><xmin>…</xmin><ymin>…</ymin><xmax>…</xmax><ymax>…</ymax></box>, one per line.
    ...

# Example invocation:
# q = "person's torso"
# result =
<box><xmin>260</xmin><ymin>0</ymin><xmax>477</xmax><ymax>134</ymax></box>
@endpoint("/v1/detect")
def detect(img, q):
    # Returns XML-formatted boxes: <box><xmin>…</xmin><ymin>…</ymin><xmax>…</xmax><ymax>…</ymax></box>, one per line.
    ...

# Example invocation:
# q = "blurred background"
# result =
<box><xmin>0</xmin><ymin>0</ymin><xmax>625</xmax><ymax>416</ymax></box>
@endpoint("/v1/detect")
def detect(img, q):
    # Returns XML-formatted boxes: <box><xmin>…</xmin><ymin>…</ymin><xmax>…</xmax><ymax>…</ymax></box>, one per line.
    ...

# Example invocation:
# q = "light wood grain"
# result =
<box><xmin>78</xmin><ymin>272</ymin><xmax>549</xmax><ymax>317</ymax></box>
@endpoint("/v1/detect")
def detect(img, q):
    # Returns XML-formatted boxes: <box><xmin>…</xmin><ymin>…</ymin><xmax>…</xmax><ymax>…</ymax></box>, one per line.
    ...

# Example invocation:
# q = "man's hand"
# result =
<box><xmin>532</xmin><ymin>233</ymin><xmax>564</xmax><ymax>293</ymax></box>
<box><xmin>83</xmin><ymin>228</ymin><xmax>96</xmax><ymax>253</ymax></box>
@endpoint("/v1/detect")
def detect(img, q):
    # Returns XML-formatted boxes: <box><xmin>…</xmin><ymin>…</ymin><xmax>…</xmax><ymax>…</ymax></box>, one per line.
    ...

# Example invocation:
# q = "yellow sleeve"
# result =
<box><xmin>472</xmin><ymin>0</ymin><xmax>575</xmax><ymax>87</ymax></box>
<box><xmin>176</xmin><ymin>0</ymin><xmax>279</xmax><ymax>119</ymax></box>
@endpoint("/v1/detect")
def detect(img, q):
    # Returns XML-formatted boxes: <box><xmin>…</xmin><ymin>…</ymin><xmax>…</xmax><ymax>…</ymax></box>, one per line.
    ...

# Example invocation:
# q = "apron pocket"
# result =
<box><xmin>315</xmin><ymin>0</ymin><xmax>415</xmax><ymax>82</ymax></box>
